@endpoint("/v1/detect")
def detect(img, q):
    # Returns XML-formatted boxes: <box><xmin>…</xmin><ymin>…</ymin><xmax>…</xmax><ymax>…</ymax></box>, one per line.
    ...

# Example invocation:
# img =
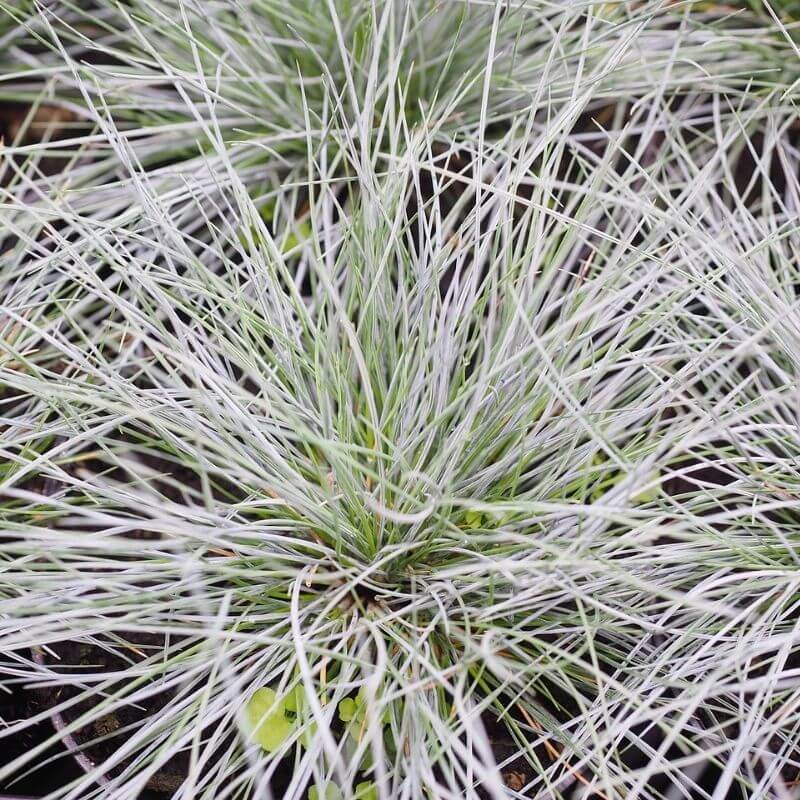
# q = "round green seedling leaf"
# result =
<box><xmin>244</xmin><ymin>687</ymin><xmax>294</xmax><ymax>753</ymax></box>
<box><xmin>284</xmin><ymin>686</ymin><xmax>323</xmax><ymax>747</ymax></box>
<box><xmin>298</xmin><ymin>719</ymin><xmax>318</xmax><ymax>748</ymax></box>
<box><xmin>338</xmin><ymin>696</ymin><xmax>357</xmax><ymax>722</ymax></box>
<box><xmin>284</xmin><ymin>684</ymin><xmax>304</xmax><ymax>713</ymax></box>
<box><xmin>338</xmin><ymin>689</ymin><xmax>391</xmax><ymax>727</ymax></box>
<box><xmin>355</xmin><ymin>781</ymin><xmax>378</xmax><ymax>800</ymax></box>
<box><xmin>308</xmin><ymin>783</ymin><xmax>342</xmax><ymax>800</ymax></box>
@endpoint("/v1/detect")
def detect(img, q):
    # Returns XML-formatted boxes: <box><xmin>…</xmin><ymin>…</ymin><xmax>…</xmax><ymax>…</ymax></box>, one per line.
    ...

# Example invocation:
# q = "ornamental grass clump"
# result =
<box><xmin>8</xmin><ymin>0</ymin><xmax>799</xmax><ymax>208</ymax></box>
<box><xmin>1</xmin><ymin>2</ymin><xmax>800</xmax><ymax>800</ymax></box>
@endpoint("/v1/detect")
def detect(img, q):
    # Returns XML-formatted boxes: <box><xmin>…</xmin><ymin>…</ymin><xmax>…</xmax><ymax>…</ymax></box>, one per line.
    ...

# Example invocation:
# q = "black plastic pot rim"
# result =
<box><xmin>29</xmin><ymin>478</ymin><xmax>111</xmax><ymax>793</ymax></box>
<box><xmin>30</xmin><ymin>646</ymin><xmax>110</xmax><ymax>792</ymax></box>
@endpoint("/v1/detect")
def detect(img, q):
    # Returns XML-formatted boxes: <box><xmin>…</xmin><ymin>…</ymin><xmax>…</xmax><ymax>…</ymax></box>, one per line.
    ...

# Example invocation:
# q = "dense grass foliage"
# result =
<box><xmin>1</xmin><ymin>2</ymin><xmax>799</xmax><ymax>799</ymax></box>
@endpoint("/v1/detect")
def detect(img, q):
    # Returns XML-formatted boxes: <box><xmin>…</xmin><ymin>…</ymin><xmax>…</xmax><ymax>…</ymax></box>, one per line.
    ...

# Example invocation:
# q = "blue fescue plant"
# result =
<box><xmin>1</xmin><ymin>2</ymin><xmax>800</xmax><ymax>800</ymax></box>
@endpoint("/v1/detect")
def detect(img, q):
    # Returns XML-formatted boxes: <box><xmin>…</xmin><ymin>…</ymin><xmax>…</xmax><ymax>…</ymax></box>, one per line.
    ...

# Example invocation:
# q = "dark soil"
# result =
<box><xmin>34</xmin><ymin>635</ymin><xmax>191</xmax><ymax>798</ymax></box>
<box><xmin>0</xmin><ymin>678</ymin><xmax>83</xmax><ymax>797</ymax></box>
